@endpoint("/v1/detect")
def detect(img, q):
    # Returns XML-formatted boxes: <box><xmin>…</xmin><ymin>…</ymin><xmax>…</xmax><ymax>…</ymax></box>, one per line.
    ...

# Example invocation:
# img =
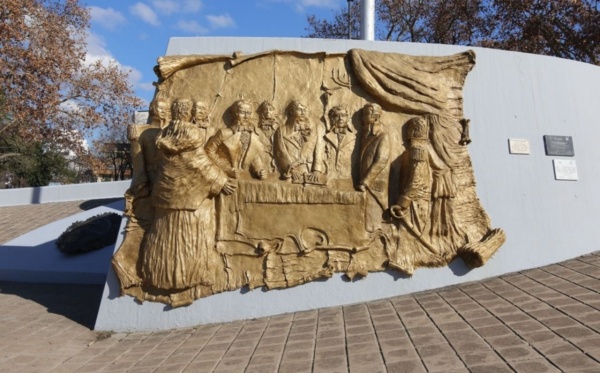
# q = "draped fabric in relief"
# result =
<box><xmin>350</xmin><ymin>49</ymin><xmax>476</xmax><ymax>117</ymax></box>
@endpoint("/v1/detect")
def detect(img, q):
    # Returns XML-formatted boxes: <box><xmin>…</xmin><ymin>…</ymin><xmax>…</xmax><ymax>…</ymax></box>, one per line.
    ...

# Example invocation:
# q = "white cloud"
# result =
<box><xmin>83</xmin><ymin>31</ymin><xmax>147</xmax><ymax>91</ymax></box>
<box><xmin>89</xmin><ymin>6</ymin><xmax>126</xmax><ymax>30</ymax></box>
<box><xmin>84</xmin><ymin>32</ymin><xmax>111</xmax><ymax>65</ymax></box>
<box><xmin>206</xmin><ymin>13</ymin><xmax>235</xmax><ymax>29</ymax></box>
<box><xmin>130</xmin><ymin>2</ymin><xmax>160</xmax><ymax>26</ymax></box>
<box><xmin>127</xmin><ymin>67</ymin><xmax>144</xmax><ymax>88</ymax></box>
<box><xmin>151</xmin><ymin>0</ymin><xmax>202</xmax><ymax>15</ymax></box>
<box><xmin>60</xmin><ymin>100</ymin><xmax>83</xmax><ymax>114</ymax></box>
<box><xmin>24</xmin><ymin>14</ymin><xmax>34</xmax><ymax>27</ymax></box>
<box><xmin>138</xmin><ymin>82</ymin><xmax>156</xmax><ymax>92</ymax></box>
<box><xmin>183</xmin><ymin>0</ymin><xmax>203</xmax><ymax>13</ymax></box>
<box><xmin>151</xmin><ymin>0</ymin><xmax>179</xmax><ymax>15</ymax></box>
<box><xmin>175</xmin><ymin>20</ymin><xmax>208</xmax><ymax>35</ymax></box>
<box><xmin>127</xmin><ymin>69</ymin><xmax>156</xmax><ymax>93</ymax></box>
<box><xmin>299</xmin><ymin>0</ymin><xmax>339</xmax><ymax>7</ymax></box>
<box><xmin>267</xmin><ymin>0</ymin><xmax>340</xmax><ymax>12</ymax></box>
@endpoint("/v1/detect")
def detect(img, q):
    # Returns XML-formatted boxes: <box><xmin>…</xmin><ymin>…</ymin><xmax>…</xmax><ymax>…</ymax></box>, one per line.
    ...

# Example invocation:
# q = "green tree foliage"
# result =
<box><xmin>306</xmin><ymin>0</ymin><xmax>600</xmax><ymax>65</ymax></box>
<box><xmin>1</xmin><ymin>135</ymin><xmax>76</xmax><ymax>187</ymax></box>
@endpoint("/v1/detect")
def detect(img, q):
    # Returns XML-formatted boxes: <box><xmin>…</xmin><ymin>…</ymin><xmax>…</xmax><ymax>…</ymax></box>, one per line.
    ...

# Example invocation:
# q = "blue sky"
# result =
<box><xmin>84</xmin><ymin>0</ymin><xmax>348</xmax><ymax>107</ymax></box>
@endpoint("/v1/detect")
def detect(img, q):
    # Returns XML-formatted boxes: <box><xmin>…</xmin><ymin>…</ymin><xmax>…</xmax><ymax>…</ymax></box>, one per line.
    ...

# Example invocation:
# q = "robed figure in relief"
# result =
<box><xmin>324</xmin><ymin>105</ymin><xmax>356</xmax><ymax>180</ymax></box>
<box><xmin>390</xmin><ymin>116</ymin><xmax>465</xmax><ymax>275</ymax></box>
<box><xmin>112</xmin><ymin>98</ymin><xmax>168</xmax><ymax>292</ymax></box>
<box><xmin>357</xmin><ymin>103</ymin><xmax>391</xmax><ymax>232</ymax></box>
<box><xmin>273</xmin><ymin>100</ymin><xmax>325</xmax><ymax>183</ymax></box>
<box><xmin>141</xmin><ymin>99</ymin><xmax>236</xmax><ymax>307</ymax></box>
<box><xmin>205</xmin><ymin>100</ymin><xmax>267</xmax><ymax>180</ymax></box>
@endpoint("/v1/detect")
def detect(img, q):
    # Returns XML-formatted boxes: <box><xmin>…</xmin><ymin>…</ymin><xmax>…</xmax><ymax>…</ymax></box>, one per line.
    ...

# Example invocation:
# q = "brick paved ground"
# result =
<box><xmin>1</xmin><ymin>253</ymin><xmax>599</xmax><ymax>372</ymax></box>
<box><xmin>0</xmin><ymin>199</ymin><xmax>123</xmax><ymax>244</ymax></box>
<box><xmin>1</xmin><ymin>201</ymin><xmax>600</xmax><ymax>372</ymax></box>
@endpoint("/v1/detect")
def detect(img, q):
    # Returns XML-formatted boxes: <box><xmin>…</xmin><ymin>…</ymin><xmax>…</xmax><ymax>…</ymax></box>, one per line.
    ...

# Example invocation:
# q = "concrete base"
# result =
<box><xmin>0</xmin><ymin>200</ymin><xmax>124</xmax><ymax>285</ymax></box>
<box><xmin>92</xmin><ymin>37</ymin><xmax>600</xmax><ymax>331</ymax></box>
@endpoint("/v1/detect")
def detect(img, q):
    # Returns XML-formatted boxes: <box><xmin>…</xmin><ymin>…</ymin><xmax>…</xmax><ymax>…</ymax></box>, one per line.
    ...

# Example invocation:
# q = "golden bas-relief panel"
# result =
<box><xmin>112</xmin><ymin>49</ymin><xmax>506</xmax><ymax>308</ymax></box>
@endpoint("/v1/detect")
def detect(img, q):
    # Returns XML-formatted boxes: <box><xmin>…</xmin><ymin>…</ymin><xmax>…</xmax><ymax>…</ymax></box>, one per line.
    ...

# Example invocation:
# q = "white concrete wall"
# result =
<box><xmin>90</xmin><ymin>37</ymin><xmax>600</xmax><ymax>331</ymax></box>
<box><xmin>0</xmin><ymin>181</ymin><xmax>129</xmax><ymax>206</ymax></box>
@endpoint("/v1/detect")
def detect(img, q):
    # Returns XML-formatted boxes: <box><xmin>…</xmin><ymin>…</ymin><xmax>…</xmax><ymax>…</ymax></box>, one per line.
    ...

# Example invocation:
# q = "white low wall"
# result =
<box><xmin>56</xmin><ymin>37</ymin><xmax>600</xmax><ymax>331</ymax></box>
<box><xmin>0</xmin><ymin>181</ymin><xmax>129</xmax><ymax>206</ymax></box>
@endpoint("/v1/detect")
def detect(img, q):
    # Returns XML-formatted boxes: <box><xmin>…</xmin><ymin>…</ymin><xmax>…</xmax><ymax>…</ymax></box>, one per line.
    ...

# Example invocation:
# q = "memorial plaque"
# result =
<box><xmin>508</xmin><ymin>138</ymin><xmax>530</xmax><ymax>155</ymax></box>
<box><xmin>544</xmin><ymin>135</ymin><xmax>574</xmax><ymax>156</ymax></box>
<box><xmin>553</xmin><ymin>159</ymin><xmax>578</xmax><ymax>181</ymax></box>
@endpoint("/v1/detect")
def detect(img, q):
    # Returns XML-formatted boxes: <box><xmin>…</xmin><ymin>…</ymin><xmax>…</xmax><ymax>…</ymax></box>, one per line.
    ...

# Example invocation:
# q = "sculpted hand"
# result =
<box><xmin>307</xmin><ymin>171</ymin><xmax>321</xmax><ymax>182</ymax></box>
<box><xmin>222</xmin><ymin>179</ymin><xmax>237</xmax><ymax>195</ymax></box>
<box><xmin>226</xmin><ymin>168</ymin><xmax>239</xmax><ymax>179</ymax></box>
<box><xmin>390</xmin><ymin>205</ymin><xmax>406</xmax><ymax>219</ymax></box>
<box><xmin>127</xmin><ymin>124</ymin><xmax>139</xmax><ymax>141</ymax></box>
<box><xmin>136</xmin><ymin>182</ymin><xmax>151</xmax><ymax>198</ymax></box>
<box><xmin>291</xmin><ymin>170</ymin><xmax>304</xmax><ymax>183</ymax></box>
<box><xmin>257</xmin><ymin>169</ymin><xmax>267</xmax><ymax>180</ymax></box>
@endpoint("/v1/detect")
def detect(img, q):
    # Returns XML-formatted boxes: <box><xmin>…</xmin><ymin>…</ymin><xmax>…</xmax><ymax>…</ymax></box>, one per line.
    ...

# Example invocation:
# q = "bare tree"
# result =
<box><xmin>305</xmin><ymin>0</ymin><xmax>600</xmax><ymax>65</ymax></box>
<box><xmin>306</xmin><ymin>1</ymin><xmax>362</xmax><ymax>39</ymax></box>
<box><xmin>93</xmin><ymin>124</ymin><xmax>132</xmax><ymax>181</ymax></box>
<box><xmin>483</xmin><ymin>0</ymin><xmax>600</xmax><ymax>64</ymax></box>
<box><xmin>0</xmin><ymin>0</ymin><xmax>143</xmax><ymax>162</ymax></box>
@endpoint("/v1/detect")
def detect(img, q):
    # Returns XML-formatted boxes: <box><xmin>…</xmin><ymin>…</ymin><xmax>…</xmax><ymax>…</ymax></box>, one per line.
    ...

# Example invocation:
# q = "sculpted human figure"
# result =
<box><xmin>205</xmin><ymin>100</ymin><xmax>267</xmax><ymax>180</ymax></box>
<box><xmin>129</xmin><ymin>98</ymin><xmax>170</xmax><ymax>197</ymax></box>
<box><xmin>141</xmin><ymin>99</ymin><xmax>237</xmax><ymax>307</ymax></box>
<box><xmin>256</xmin><ymin>101</ymin><xmax>279</xmax><ymax>174</ymax></box>
<box><xmin>273</xmin><ymin>100</ymin><xmax>325</xmax><ymax>183</ymax></box>
<box><xmin>170</xmin><ymin>98</ymin><xmax>193</xmax><ymax>124</ymax></box>
<box><xmin>389</xmin><ymin>116</ymin><xmax>458</xmax><ymax>274</ymax></box>
<box><xmin>112</xmin><ymin>98</ymin><xmax>168</xmax><ymax>293</ymax></box>
<box><xmin>324</xmin><ymin>105</ymin><xmax>356</xmax><ymax>179</ymax></box>
<box><xmin>191</xmin><ymin>100</ymin><xmax>214</xmax><ymax>145</ymax></box>
<box><xmin>357</xmin><ymin>103</ymin><xmax>391</xmax><ymax>231</ymax></box>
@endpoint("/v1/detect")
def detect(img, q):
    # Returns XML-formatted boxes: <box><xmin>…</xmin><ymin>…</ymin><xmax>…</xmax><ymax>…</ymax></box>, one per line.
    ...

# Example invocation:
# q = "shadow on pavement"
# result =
<box><xmin>79</xmin><ymin>198</ymin><xmax>124</xmax><ymax>211</ymax></box>
<box><xmin>0</xmin><ymin>281</ymin><xmax>104</xmax><ymax>329</ymax></box>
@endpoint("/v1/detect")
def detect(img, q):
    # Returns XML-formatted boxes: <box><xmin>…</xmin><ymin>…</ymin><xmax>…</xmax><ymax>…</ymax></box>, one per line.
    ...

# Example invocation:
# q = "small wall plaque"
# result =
<box><xmin>544</xmin><ymin>135</ymin><xmax>574</xmax><ymax>156</ymax></box>
<box><xmin>553</xmin><ymin>159</ymin><xmax>578</xmax><ymax>181</ymax></box>
<box><xmin>508</xmin><ymin>138</ymin><xmax>530</xmax><ymax>155</ymax></box>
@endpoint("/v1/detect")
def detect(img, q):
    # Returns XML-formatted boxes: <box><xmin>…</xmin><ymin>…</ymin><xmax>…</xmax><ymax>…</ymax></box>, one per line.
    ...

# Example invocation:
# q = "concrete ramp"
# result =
<box><xmin>0</xmin><ymin>200</ymin><xmax>124</xmax><ymax>285</ymax></box>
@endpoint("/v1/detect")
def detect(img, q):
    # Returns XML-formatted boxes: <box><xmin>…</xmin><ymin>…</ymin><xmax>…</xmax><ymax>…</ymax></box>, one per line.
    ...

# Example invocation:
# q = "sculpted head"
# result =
<box><xmin>149</xmin><ymin>98</ymin><xmax>169</xmax><ymax>126</ymax></box>
<box><xmin>286</xmin><ymin>100</ymin><xmax>308</xmax><ymax>119</ymax></box>
<box><xmin>231</xmin><ymin>99</ymin><xmax>254</xmax><ymax>126</ymax></box>
<box><xmin>258</xmin><ymin>101</ymin><xmax>276</xmax><ymax>121</ymax></box>
<box><xmin>171</xmin><ymin>99</ymin><xmax>193</xmax><ymax>122</ymax></box>
<box><xmin>157</xmin><ymin>117</ymin><xmax>204</xmax><ymax>155</ymax></box>
<box><xmin>329</xmin><ymin>105</ymin><xmax>350</xmax><ymax>129</ymax></box>
<box><xmin>192</xmin><ymin>101</ymin><xmax>209</xmax><ymax>124</ymax></box>
<box><xmin>406</xmin><ymin>116</ymin><xmax>428</xmax><ymax>141</ymax></box>
<box><xmin>363</xmin><ymin>103</ymin><xmax>382</xmax><ymax>126</ymax></box>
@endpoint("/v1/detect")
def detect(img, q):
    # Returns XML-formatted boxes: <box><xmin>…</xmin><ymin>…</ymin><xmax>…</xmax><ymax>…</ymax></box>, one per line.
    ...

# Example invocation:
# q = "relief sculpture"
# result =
<box><xmin>112</xmin><ymin>48</ymin><xmax>506</xmax><ymax>307</ymax></box>
<box><xmin>273</xmin><ymin>101</ymin><xmax>326</xmax><ymax>184</ymax></box>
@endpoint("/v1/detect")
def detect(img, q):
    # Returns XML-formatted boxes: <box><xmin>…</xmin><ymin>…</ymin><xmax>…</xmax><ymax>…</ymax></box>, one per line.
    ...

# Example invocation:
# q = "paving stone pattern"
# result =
<box><xmin>0</xmin><ymin>253</ymin><xmax>599</xmax><ymax>372</ymax></box>
<box><xmin>1</xmin><ymin>201</ymin><xmax>600</xmax><ymax>372</ymax></box>
<box><xmin>0</xmin><ymin>199</ymin><xmax>123</xmax><ymax>244</ymax></box>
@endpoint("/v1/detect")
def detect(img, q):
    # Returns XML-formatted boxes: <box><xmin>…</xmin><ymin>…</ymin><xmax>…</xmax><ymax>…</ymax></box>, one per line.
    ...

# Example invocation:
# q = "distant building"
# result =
<box><xmin>133</xmin><ymin>110</ymin><xmax>149</xmax><ymax>125</ymax></box>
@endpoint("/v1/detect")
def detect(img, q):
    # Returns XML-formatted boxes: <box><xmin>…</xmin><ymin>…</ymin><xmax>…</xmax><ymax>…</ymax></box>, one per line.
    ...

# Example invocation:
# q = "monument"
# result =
<box><xmin>110</xmin><ymin>47</ymin><xmax>505</xmax><ymax>308</ymax></box>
